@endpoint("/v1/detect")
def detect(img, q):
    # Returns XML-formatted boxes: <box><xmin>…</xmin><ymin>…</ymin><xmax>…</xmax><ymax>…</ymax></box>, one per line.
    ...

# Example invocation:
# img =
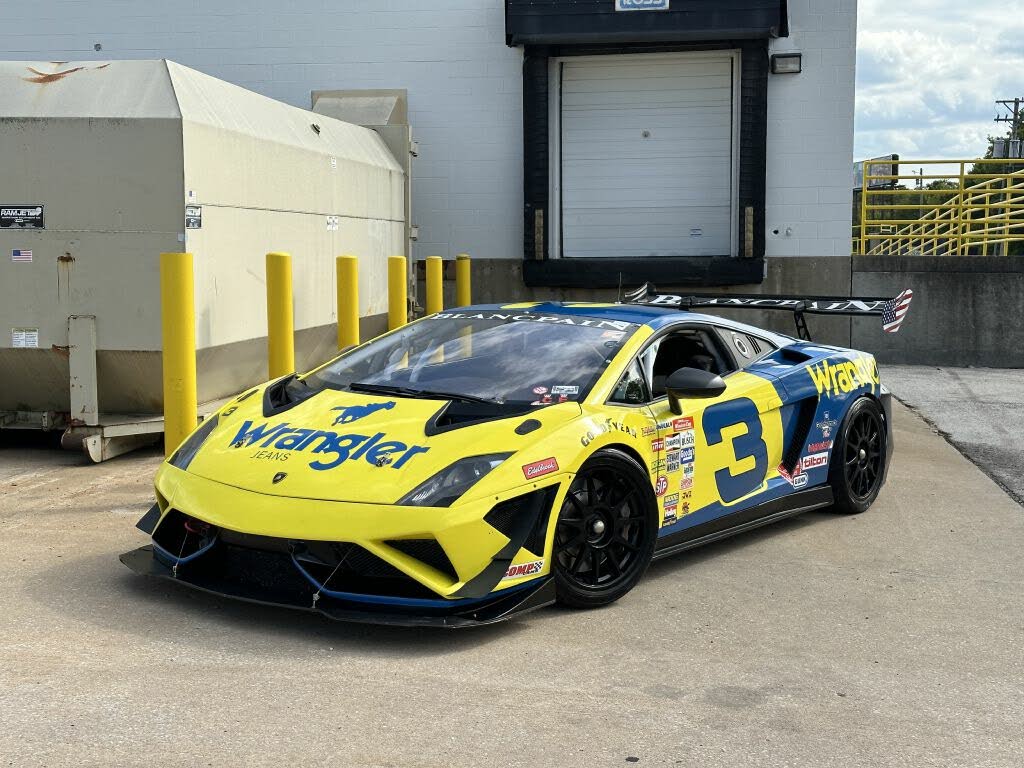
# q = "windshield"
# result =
<box><xmin>305</xmin><ymin>310</ymin><xmax>639</xmax><ymax>405</ymax></box>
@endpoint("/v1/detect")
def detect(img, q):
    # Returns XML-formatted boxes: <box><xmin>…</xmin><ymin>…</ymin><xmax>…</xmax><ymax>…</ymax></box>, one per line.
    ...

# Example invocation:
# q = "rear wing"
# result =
<box><xmin>623</xmin><ymin>283</ymin><xmax>913</xmax><ymax>341</ymax></box>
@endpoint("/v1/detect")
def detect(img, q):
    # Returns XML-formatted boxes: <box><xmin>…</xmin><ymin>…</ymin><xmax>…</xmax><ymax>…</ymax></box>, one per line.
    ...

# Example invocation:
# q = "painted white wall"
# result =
<box><xmin>766</xmin><ymin>0</ymin><xmax>859</xmax><ymax>257</ymax></box>
<box><xmin>2</xmin><ymin>0</ymin><xmax>856</xmax><ymax>262</ymax></box>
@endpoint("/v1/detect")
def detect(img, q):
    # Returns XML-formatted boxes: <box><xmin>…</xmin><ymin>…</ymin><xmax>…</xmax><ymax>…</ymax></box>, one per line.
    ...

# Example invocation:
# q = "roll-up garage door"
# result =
<box><xmin>558</xmin><ymin>52</ymin><xmax>736</xmax><ymax>258</ymax></box>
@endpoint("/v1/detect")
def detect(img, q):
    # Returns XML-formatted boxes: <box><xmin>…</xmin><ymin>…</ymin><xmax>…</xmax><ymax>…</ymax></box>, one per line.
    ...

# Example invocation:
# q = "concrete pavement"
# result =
<box><xmin>1</xmin><ymin>401</ymin><xmax>1022</xmax><ymax>767</ymax></box>
<box><xmin>882</xmin><ymin>365</ymin><xmax>1024</xmax><ymax>506</ymax></box>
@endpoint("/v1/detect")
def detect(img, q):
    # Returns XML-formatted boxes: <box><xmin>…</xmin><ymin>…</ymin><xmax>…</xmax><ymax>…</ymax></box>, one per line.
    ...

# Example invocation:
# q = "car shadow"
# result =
<box><xmin>22</xmin><ymin>509</ymin><xmax>838</xmax><ymax>654</ymax></box>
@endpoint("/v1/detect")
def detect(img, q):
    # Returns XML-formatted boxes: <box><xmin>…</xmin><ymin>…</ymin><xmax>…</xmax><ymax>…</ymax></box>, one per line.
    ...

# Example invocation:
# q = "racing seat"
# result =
<box><xmin>651</xmin><ymin>335</ymin><xmax>718</xmax><ymax>397</ymax></box>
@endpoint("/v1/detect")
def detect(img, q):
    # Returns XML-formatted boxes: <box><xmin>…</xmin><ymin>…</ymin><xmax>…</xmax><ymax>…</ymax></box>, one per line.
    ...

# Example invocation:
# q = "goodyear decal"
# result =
<box><xmin>230</xmin><ymin>421</ymin><xmax>429</xmax><ymax>472</ymax></box>
<box><xmin>806</xmin><ymin>355</ymin><xmax>879</xmax><ymax>396</ymax></box>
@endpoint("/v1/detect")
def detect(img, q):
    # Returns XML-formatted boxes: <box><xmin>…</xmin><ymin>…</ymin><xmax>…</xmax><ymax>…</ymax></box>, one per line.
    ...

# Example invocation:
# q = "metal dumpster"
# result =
<box><xmin>0</xmin><ymin>60</ymin><xmax>406</xmax><ymax>460</ymax></box>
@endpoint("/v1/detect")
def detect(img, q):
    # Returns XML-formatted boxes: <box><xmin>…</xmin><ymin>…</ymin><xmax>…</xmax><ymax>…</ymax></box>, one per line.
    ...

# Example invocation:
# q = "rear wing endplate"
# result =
<box><xmin>623</xmin><ymin>283</ymin><xmax>913</xmax><ymax>341</ymax></box>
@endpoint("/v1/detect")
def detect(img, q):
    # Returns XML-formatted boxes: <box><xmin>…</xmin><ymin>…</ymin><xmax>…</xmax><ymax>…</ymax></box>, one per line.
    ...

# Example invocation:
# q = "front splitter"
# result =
<box><xmin>120</xmin><ymin>546</ymin><xmax>555</xmax><ymax>629</ymax></box>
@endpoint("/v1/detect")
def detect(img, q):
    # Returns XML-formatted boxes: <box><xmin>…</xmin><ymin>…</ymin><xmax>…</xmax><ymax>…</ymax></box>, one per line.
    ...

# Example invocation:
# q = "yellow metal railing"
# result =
<box><xmin>857</xmin><ymin>158</ymin><xmax>1024</xmax><ymax>256</ymax></box>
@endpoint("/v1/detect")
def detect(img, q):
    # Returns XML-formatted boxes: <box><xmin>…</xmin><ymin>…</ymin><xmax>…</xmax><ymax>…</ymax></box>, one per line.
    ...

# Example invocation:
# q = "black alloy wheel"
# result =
<box><xmin>829</xmin><ymin>397</ymin><xmax>887</xmax><ymax>514</ymax></box>
<box><xmin>553</xmin><ymin>448</ymin><xmax>657</xmax><ymax>608</ymax></box>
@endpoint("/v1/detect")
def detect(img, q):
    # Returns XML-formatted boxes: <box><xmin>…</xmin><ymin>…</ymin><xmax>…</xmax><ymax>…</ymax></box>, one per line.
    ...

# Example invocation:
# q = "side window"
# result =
<box><xmin>721</xmin><ymin>329</ymin><xmax>777</xmax><ymax>369</ymax></box>
<box><xmin>647</xmin><ymin>328</ymin><xmax>733</xmax><ymax>398</ymax></box>
<box><xmin>609</xmin><ymin>359</ymin><xmax>651</xmax><ymax>405</ymax></box>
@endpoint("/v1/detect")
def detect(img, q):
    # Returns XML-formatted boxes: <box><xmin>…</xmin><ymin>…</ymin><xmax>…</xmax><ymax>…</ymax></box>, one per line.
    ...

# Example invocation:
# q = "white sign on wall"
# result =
<box><xmin>615</xmin><ymin>0</ymin><xmax>670</xmax><ymax>10</ymax></box>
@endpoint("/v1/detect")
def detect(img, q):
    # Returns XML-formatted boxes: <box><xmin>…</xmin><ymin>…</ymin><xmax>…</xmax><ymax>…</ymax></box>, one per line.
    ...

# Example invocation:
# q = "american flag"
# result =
<box><xmin>882</xmin><ymin>288</ymin><xmax>913</xmax><ymax>333</ymax></box>
<box><xmin>11</xmin><ymin>249</ymin><xmax>32</xmax><ymax>262</ymax></box>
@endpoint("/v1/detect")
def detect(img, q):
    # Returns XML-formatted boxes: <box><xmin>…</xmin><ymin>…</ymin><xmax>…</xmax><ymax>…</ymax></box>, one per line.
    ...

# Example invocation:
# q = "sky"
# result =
<box><xmin>855</xmin><ymin>0</ymin><xmax>1024</xmax><ymax>163</ymax></box>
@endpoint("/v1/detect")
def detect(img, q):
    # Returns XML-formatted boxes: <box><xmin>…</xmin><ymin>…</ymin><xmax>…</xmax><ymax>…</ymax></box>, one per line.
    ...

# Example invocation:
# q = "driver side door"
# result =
<box><xmin>640</xmin><ymin>326</ymin><xmax>786</xmax><ymax>531</ymax></box>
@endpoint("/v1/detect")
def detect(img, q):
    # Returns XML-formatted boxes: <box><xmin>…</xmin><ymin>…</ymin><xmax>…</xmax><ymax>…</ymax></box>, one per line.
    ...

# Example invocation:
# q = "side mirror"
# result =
<box><xmin>666</xmin><ymin>367</ymin><xmax>726</xmax><ymax>414</ymax></box>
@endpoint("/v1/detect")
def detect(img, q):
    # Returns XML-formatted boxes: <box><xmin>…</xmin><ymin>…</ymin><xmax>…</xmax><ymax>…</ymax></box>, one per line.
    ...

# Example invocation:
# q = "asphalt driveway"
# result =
<box><xmin>1</xmin><ymin>400</ymin><xmax>1021</xmax><ymax>767</ymax></box>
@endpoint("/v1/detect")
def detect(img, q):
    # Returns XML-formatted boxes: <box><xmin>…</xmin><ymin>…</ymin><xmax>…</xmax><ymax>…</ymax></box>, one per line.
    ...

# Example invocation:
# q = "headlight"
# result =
<box><xmin>397</xmin><ymin>453</ymin><xmax>512</xmax><ymax>507</ymax></box>
<box><xmin>168</xmin><ymin>415</ymin><xmax>219</xmax><ymax>471</ymax></box>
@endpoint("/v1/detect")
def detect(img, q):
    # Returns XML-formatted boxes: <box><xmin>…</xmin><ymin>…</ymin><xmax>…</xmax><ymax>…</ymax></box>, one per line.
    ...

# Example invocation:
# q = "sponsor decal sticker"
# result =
<box><xmin>655</xmin><ymin>476</ymin><xmax>668</xmax><ymax>496</ymax></box>
<box><xmin>523</xmin><ymin>457</ymin><xmax>559</xmax><ymax>479</ymax></box>
<box><xmin>679</xmin><ymin>430</ymin><xmax>696</xmax><ymax>448</ymax></box>
<box><xmin>665</xmin><ymin>434</ymin><xmax>682</xmax><ymax>450</ymax></box>
<box><xmin>806</xmin><ymin>356</ymin><xmax>879</xmax><ymax>396</ymax></box>
<box><xmin>778</xmin><ymin>463</ymin><xmax>810</xmax><ymax>489</ymax></box>
<box><xmin>642</xmin><ymin>425</ymin><xmax>658</xmax><ymax>437</ymax></box>
<box><xmin>666</xmin><ymin>454</ymin><xmax>680</xmax><ymax>473</ymax></box>
<box><xmin>651</xmin><ymin>458</ymin><xmax>666</xmax><ymax>473</ymax></box>
<box><xmin>503</xmin><ymin>560</ymin><xmax>544</xmax><ymax>580</ymax></box>
<box><xmin>551</xmin><ymin>385</ymin><xmax>579</xmax><ymax>396</ymax></box>
<box><xmin>680</xmin><ymin>447</ymin><xmax>695</xmax><ymax>463</ymax></box>
<box><xmin>816</xmin><ymin>412</ymin><xmax>838</xmax><ymax>438</ymax></box>
<box><xmin>663</xmin><ymin>493</ymin><xmax>679</xmax><ymax>506</ymax></box>
<box><xmin>651</xmin><ymin>438</ymin><xmax>665</xmax><ymax>452</ymax></box>
<box><xmin>800</xmin><ymin>452</ymin><xmax>829</xmax><ymax>471</ymax></box>
<box><xmin>231</xmin><ymin>420</ymin><xmax>430</xmax><ymax>472</ymax></box>
<box><xmin>581</xmin><ymin>418</ymin><xmax>638</xmax><ymax>447</ymax></box>
<box><xmin>672</xmin><ymin>417</ymin><xmax>694</xmax><ymax>432</ymax></box>
<box><xmin>680</xmin><ymin>476</ymin><xmax>693</xmax><ymax>491</ymax></box>
<box><xmin>808</xmin><ymin>439</ymin><xmax>833</xmax><ymax>453</ymax></box>
<box><xmin>532</xmin><ymin>386</ymin><xmax>548</xmax><ymax>395</ymax></box>
<box><xmin>431</xmin><ymin>312</ymin><xmax>634</xmax><ymax>331</ymax></box>
<box><xmin>331</xmin><ymin>401</ymin><xmax>396</xmax><ymax>426</ymax></box>
<box><xmin>601</xmin><ymin>330</ymin><xmax>627</xmax><ymax>340</ymax></box>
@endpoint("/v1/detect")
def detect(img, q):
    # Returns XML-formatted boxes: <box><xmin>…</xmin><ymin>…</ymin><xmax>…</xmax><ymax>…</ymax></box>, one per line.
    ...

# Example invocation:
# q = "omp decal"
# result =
<box><xmin>522</xmin><ymin>457</ymin><xmax>559</xmax><ymax>479</ymax></box>
<box><xmin>230</xmin><ymin>421</ymin><xmax>429</xmax><ymax>472</ymax></box>
<box><xmin>503</xmin><ymin>560</ymin><xmax>544</xmax><ymax>579</ymax></box>
<box><xmin>806</xmin><ymin>356</ymin><xmax>879</xmax><ymax>396</ymax></box>
<box><xmin>702</xmin><ymin>398</ymin><xmax>769</xmax><ymax>504</ymax></box>
<box><xmin>331</xmin><ymin>401</ymin><xmax>396</xmax><ymax>425</ymax></box>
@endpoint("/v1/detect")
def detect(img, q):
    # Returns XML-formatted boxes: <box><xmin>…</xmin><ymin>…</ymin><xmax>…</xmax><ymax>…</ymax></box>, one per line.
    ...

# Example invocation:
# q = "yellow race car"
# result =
<box><xmin>122</xmin><ymin>287</ymin><xmax>911</xmax><ymax>627</ymax></box>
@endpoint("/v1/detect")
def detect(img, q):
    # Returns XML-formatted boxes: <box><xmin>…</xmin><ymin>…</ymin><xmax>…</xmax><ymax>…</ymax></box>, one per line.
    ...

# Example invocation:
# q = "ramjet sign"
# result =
<box><xmin>616</xmin><ymin>0</ymin><xmax>670</xmax><ymax>10</ymax></box>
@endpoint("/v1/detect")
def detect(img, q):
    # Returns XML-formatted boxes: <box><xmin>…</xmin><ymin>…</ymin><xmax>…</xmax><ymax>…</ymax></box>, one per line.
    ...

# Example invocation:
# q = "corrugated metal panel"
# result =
<box><xmin>559</xmin><ymin>53</ymin><xmax>734</xmax><ymax>258</ymax></box>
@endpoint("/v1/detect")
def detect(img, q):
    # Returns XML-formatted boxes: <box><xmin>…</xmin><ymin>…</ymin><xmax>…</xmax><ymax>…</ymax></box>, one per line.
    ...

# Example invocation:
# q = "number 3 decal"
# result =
<box><xmin>702</xmin><ymin>398</ymin><xmax>769</xmax><ymax>503</ymax></box>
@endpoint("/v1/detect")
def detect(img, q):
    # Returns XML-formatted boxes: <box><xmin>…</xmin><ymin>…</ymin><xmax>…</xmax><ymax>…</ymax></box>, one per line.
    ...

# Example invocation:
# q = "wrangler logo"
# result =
<box><xmin>230</xmin><ymin>420</ymin><xmax>429</xmax><ymax>472</ymax></box>
<box><xmin>806</xmin><ymin>356</ymin><xmax>879</xmax><ymax>396</ymax></box>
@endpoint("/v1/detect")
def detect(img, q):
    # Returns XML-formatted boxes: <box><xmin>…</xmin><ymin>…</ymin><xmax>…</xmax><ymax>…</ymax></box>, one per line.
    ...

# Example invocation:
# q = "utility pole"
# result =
<box><xmin>994</xmin><ymin>98</ymin><xmax>1023</xmax><ymax>156</ymax></box>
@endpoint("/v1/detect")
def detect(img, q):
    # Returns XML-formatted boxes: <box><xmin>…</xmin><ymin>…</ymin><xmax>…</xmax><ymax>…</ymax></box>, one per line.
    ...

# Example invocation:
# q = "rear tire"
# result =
<box><xmin>829</xmin><ymin>397</ymin><xmax>886</xmax><ymax>514</ymax></box>
<box><xmin>553</xmin><ymin>448</ymin><xmax>658</xmax><ymax>609</ymax></box>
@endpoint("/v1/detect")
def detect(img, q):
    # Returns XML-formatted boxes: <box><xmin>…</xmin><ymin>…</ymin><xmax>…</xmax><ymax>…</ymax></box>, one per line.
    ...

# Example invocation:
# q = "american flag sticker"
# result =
<box><xmin>11</xmin><ymin>249</ymin><xmax>32</xmax><ymax>262</ymax></box>
<box><xmin>882</xmin><ymin>289</ymin><xmax>913</xmax><ymax>334</ymax></box>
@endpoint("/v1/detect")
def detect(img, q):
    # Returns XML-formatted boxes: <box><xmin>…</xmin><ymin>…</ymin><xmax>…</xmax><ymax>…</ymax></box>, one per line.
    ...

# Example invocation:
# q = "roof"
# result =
<box><xmin>467</xmin><ymin>302</ymin><xmax>796</xmax><ymax>345</ymax></box>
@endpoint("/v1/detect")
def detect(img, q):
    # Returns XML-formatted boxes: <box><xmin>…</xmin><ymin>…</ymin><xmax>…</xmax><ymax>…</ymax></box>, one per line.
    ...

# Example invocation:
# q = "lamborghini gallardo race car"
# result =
<box><xmin>122</xmin><ymin>286</ymin><xmax>913</xmax><ymax>627</ymax></box>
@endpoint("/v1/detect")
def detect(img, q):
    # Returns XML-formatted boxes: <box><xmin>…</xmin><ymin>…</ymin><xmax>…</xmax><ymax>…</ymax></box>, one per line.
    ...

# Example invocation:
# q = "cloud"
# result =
<box><xmin>856</xmin><ymin>0</ymin><xmax>1024</xmax><ymax>161</ymax></box>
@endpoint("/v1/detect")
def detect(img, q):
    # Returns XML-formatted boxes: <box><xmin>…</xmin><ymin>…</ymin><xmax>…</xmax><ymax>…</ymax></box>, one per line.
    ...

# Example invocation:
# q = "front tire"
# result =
<box><xmin>829</xmin><ymin>397</ymin><xmax>887</xmax><ymax>514</ymax></box>
<box><xmin>553</xmin><ymin>448</ymin><xmax>658</xmax><ymax>609</ymax></box>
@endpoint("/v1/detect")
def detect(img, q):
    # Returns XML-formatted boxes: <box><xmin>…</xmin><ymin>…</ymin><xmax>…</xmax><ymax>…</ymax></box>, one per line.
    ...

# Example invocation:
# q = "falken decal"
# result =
<box><xmin>230</xmin><ymin>421</ymin><xmax>429</xmax><ymax>472</ymax></box>
<box><xmin>522</xmin><ymin>457</ymin><xmax>559</xmax><ymax>479</ymax></box>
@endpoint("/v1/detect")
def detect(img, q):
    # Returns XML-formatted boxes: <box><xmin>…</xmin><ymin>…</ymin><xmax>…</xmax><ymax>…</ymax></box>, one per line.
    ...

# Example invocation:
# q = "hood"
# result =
<box><xmin>185</xmin><ymin>386</ymin><xmax>579</xmax><ymax>504</ymax></box>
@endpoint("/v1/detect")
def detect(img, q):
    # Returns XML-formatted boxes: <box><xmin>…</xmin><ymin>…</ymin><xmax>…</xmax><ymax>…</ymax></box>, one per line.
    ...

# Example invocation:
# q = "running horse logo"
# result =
<box><xmin>331</xmin><ymin>401</ymin><xmax>397</xmax><ymax>426</ymax></box>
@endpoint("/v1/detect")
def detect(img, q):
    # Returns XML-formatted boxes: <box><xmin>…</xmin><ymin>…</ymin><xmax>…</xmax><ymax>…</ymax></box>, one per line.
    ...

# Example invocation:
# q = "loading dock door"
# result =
<box><xmin>557</xmin><ymin>52</ymin><xmax>737</xmax><ymax>259</ymax></box>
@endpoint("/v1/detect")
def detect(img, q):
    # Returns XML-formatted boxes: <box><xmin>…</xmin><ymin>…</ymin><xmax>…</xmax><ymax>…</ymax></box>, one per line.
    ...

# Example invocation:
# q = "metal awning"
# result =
<box><xmin>505</xmin><ymin>0</ymin><xmax>788</xmax><ymax>46</ymax></box>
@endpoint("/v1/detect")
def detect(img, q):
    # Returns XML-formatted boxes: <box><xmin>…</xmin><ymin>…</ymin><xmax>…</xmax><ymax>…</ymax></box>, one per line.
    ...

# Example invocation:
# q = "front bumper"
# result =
<box><xmin>120</xmin><ymin>544</ymin><xmax>555</xmax><ymax>628</ymax></box>
<box><xmin>122</xmin><ymin>463</ymin><xmax>565</xmax><ymax>626</ymax></box>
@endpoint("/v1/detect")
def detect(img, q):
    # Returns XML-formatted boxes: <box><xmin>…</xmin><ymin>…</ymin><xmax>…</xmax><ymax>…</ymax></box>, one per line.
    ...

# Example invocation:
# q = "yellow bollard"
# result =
<box><xmin>336</xmin><ymin>255</ymin><xmax>360</xmax><ymax>349</ymax></box>
<box><xmin>266</xmin><ymin>252</ymin><xmax>295</xmax><ymax>379</ymax></box>
<box><xmin>455</xmin><ymin>252</ymin><xmax>471</xmax><ymax>307</ymax></box>
<box><xmin>425</xmin><ymin>256</ymin><xmax>443</xmax><ymax>315</ymax></box>
<box><xmin>160</xmin><ymin>252</ymin><xmax>198</xmax><ymax>457</ymax></box>
<box><xmin>388</xmin><ymin>255</ymin><xmax>408</xmax><ymax>331</ymax></box>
